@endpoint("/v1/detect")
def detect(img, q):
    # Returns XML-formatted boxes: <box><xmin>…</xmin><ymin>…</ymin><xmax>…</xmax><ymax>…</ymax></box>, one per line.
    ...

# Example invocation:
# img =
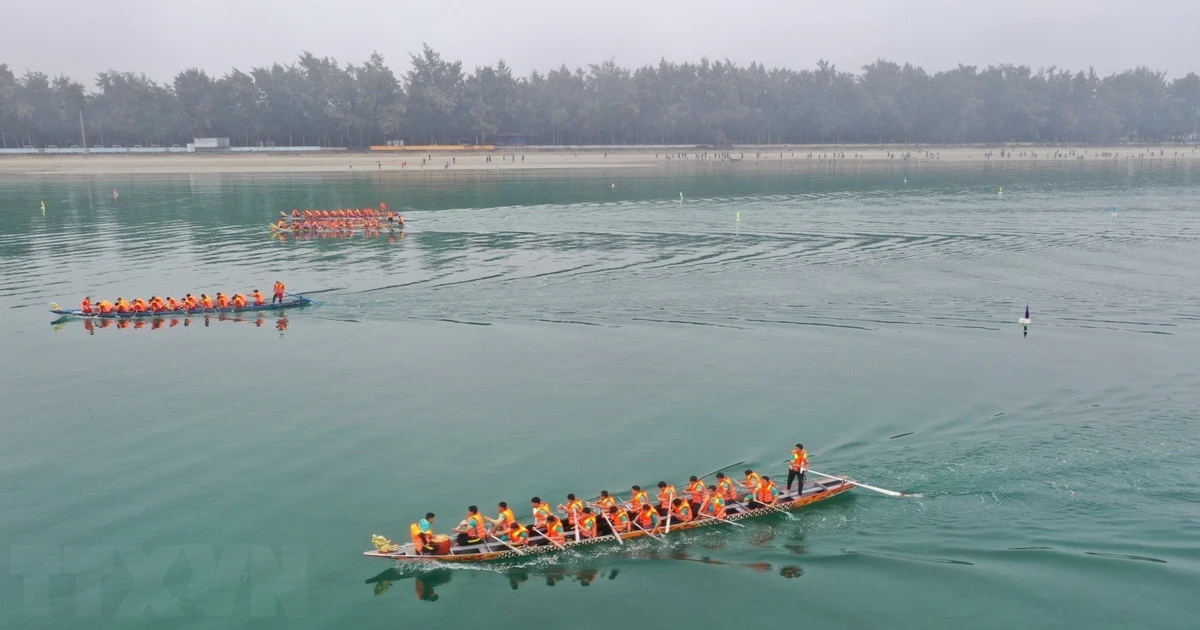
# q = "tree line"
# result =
<box><xmin>2</xmin><ymin>46</ymin><xmax>1199</xmax><ymax>149</ymax></box>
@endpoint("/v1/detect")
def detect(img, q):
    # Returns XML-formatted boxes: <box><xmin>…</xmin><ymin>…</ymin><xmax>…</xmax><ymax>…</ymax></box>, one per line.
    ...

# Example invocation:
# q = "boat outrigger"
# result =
<box><xmin>365</xmin><ymin>476</ymin><xmax>855</xmax><ymax>563</ymax></box>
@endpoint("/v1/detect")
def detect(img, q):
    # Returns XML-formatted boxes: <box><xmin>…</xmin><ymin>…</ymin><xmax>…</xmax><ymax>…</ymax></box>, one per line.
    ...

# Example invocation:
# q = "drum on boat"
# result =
<box><xmin>430</xmin><ymin>534</ymin><xmax>452</xmax><ymax>555</ymax></box>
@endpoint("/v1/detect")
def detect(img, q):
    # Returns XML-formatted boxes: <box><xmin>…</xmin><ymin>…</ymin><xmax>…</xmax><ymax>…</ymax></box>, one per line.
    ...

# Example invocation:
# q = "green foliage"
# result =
<box><xmin>1</xmin><ymin>50</ymin><xmax>1198</xmax><ymax>148</ymax></box>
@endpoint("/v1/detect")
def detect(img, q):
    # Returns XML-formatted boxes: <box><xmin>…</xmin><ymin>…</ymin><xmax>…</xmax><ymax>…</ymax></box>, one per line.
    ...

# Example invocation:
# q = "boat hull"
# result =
<box><xmin>365</xmin><ymin>477</ymin><xmax>855</xmax><ymax>563</ymax></box>
<box><xmin>50</xmin><ymin>297</ymin><xmax>313</xmax><ymax>319</ymax></box>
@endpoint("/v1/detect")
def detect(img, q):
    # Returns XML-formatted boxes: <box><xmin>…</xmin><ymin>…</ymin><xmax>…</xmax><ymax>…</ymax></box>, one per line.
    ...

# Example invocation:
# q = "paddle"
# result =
<box><xmin>696</xmin><ymin>512</ymin><xmax>745</xmax><ymax>528</ymax></box>
<box><xmin>632</xmin><ymin>518</ymin><xmax>667</xmax><ymax>543</ymax></box>
<box><xmin>489</xmin><ymin>534</ymin><xmax>526</xmax><ymax>556</ymax></box>
<box><xmin>810</xmin><ymin>469</ymin><xmax>921</xmax><ymax>498</ymax></box>
<box><xmin>664</xmin><ymin>511</ymin><xmax>673</xmax><ymax>535</ymax></box>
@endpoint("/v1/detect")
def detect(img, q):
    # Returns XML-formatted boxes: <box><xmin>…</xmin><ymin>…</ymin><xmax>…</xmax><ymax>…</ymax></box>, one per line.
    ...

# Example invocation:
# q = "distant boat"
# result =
<box><xmin>1018</xmin><ymin>306</ymin><xmax>1031</xmax><ymax>325</ymax></box>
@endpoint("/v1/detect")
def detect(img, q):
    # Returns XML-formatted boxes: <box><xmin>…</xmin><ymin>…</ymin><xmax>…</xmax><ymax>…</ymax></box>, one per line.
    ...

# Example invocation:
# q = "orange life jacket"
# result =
<box><xmin>687</xmin><ymin>481</ymin><xmax>706</xmax><ymax>502</ymax></box>
<box><xmin>508</xmin><ymin>523</ymin><xmax>529</xmax><ymax>545</ymax></box>
<box><xmin>96</xmin><ymin>301</ymin><xmax>114</xmax><ymax>313</ymax></box>
<box><xmin>717</xmin><ymin>478</ymin><xmax>737</xmax><ymax>501</ymax></box>
<box><xmin>755</xmin><ymin>481</ymin><xmax>777</xmax><ymax>504</ymax></box>
<box><xmin>201</xmin><ymin>296</ymin><xmax>214</xmax><ymax>308</ymax></box>
<box><xmin>533</xmin><ymin>503</ymin><xmax>551</xmax><ymax>527</ymax></box>
<box><xmin>273</xmin><ymin>282</ymin><xmax>285</xmax><ymax>296</ymax></box>
<box><xmin>167</xmin><ymin>298</ymin><xmax>182</xmax><ymax>310</ymax></box>
<box><xmin>790</xmin><ymin>448</ymin><xmax>809</xmax><ymax>472</ymax></box>
<box><xmin>745</xmin><ymin>472</ymin><xmax>761</xmax><ymax>490</ymax></box>
<box><xmin>81</xmin><ymin>299</ymin><xmax>93</xmax><ymax>313</ymax></box>
<box><xmin>579</xmin><ymin>514</ymin><xmax>597</xmax><ymax>538</ymax></box>
<box><xmin>630</xmin><ymin>490</ymin><xmax>650</xmax><ymax>507</ymax></box>
<box><xmin>608</xmin><ymin>509</ymin><xmax>631</xmax><ymax>532</ymax></box>
<box><xmin>546</xmin><ymin>521</ymin><xmax>565</xmax><ymax>544</ymax></box>
<box><xmin>493</xmin><ymin>508</ymin><xmax>515</xmax><ymax>531</ymax></box>
<box><xmin>636</xmin><ymin>509</ymin><xmax>659</xmax><ymax>529</ymax></box>
<box><xmin>565</xmin><ymin>499</ymin><xmax>584</xmax><ymax>523</ymax></box>
<box><xmin>252</xmin><ymin>291</ymin><xmax>264</xmax><ymax>305</ymax></box>
<box><xmin>702</xmin><ymin>495</ymin><xmax>727</xmax><ymax>518</ymax></box>
<box><xmin>598</xmin><ymin>495</ymin><xmax>616</xmax><ymax>509</ymax></box>
<box><xmin>465</xmin><ymin>513</ymin><xmax>488</xmax><ymax>540</ymax></box>
<box><xmin>232</xmin><ymin>294</ymin><xmax>247</xmax><ymax>308</ymax></box>
<box><xmin>671</xmin><ymin>503</ymin><xmax>693</xmax><ymax>522</ymax></box>
<box><xmin>657</xmin><ymin>485</ymin><xmax>676</xmax><ymax>509</ymax></box>
<box><xmin>216</xmin><ymin>295</ymin><xmax>229</xmax><ymax>308</ymax></box>
<box><xmin>131</xmin><ymin>300</ymin><xmax>146</xmax><ymax>312</ymax></box>
<box><xmin>410</xmin><ymin>522</ymin><xmax>429</xmax><ymax>546</ymax></box>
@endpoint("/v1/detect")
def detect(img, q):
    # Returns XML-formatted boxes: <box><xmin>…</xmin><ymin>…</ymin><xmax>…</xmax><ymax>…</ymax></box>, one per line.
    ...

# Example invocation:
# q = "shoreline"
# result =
<box><xmin>0</xmin><ymin>145</ymin><xmax>1195</xmax><ymax>176</ymax></box>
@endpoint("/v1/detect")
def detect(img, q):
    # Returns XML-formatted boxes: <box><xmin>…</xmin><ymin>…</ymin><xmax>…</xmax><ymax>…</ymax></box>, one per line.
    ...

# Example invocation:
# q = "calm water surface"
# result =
<box><xmin>1</xmin><ymin>161</ymin><xmax>1198</xmax><ymax>629</ymax></box>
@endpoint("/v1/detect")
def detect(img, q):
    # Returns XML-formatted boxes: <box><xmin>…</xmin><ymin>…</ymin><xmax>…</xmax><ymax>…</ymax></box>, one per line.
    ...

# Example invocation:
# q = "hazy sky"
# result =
<box><xmin>3</xmin><ymin>0</ymin><xmax>1198</xmax><ymax>85</ymax></box>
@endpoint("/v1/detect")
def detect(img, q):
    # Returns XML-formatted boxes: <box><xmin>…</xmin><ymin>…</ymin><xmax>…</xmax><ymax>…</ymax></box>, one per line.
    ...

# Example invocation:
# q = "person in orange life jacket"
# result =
<box><xmin>530</xmin><ymin>496</ymin><xmax>552</xmax><ymax>530</ymax></box>
<box><xmin>602</xmin><ymin>505</ymin><xmax>631</xmax><ymax>535</ymax></box>
<box><xmin>670</xmin><ymin>498</ymin><xmax>694</xmax><ymax>523</ymax></box>
<box><xmin>506</xmin><ymin>521</ymin><xmax>530</xmax><ymax>546</ymax></box>
<box><xmin>656</xmin><ymin>481</ymin><xmax>677</xmax><ymax>516</ymax></box>
<box><xmin>748</xmin><ymin>476</ymin><xmax>780</xmax><ymax>508</ymax></box>
<box><xmin>634</xmin><ymin>504</ymin><xmax>661</xmax><ymax>531</ymax></box>
<box><xmin>787</xmin><ymin>443</ymin><xmax>809</xmax><ymax>493</ymax></box>
<box><xmin>543</xmin><ymin>515</ymin><xmax>566</xmax><ymax>546</ymax></box>
<box><xmin>685</xmin><ymin>475</ymin><xmax>706</xmax><ymax>512</ymax></box>
<box><xmin>453</xmin><ymin>505</ymin><xmax>489</xmax><ymax>546</ymax></box>
<box><xmin>576</xmin><ymin>508</ymin><xmax>598</xmax><ymax>538</ymax></box>
<box><xmin>560</xmin><ymin>493</ymin><xmax>584</xmax><ymax>527</ymax></box>
<box><xmin>742</xmin><ymin>469</ymin><xmax>762</xmax><ymax>494</ymax></box>
<box><xmin>410</xmin><ymin>512</ymin><xmax>437</xmax><ymax>554</ymax></box>
<box><xmin>701</xmin><ymin>485</ymin><xmax>728</xmax><ymax>519</ymax></box>
<box><xmin>231</xmin><ymin>293</ymin><xmax>247</xmax><ymax>308</ymax></box>
<box><xmin>80</xmin><ymin>297</ymin><xmax>93</xmax><ymax>314</ymax></box>
<box><xmin>628</xmin><ymin>485</ymin><xmax>650</xmax><ymax>510</ymax></box>
<box><xmin>591</xmin><ymin>490</ymin><xmax>618</xmax><ymax>510</ymax></box>
<box><xmin>486</xmin><ymin>501</ymin><xmax>517</xmax><ymax>536</ymax></box>
<box><xmin>715</xmin><ymin>472</ymin><xmax>739</xmax><ymax>502</ymax></box>
<box><xmin>272</xmin><ymin>280</ymin><xmax>286</xmax><ymax>304</ymax></box>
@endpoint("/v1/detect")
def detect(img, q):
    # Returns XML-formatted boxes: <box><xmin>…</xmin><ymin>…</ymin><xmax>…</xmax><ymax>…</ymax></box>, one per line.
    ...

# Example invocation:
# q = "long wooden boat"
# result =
<box><xmin>49</xmin><ymin>296</ymin><xmax>312</xmax><ymax>319</ymax></box>
<box><xmin>364</xmin><ymin>476</ymin><xmax>854</xmax><ymax>563</ymax></box>
<box><xmin>269</xmin><ymin>223</ymin><xmax>403</xmax><ymax>234</ymax></box>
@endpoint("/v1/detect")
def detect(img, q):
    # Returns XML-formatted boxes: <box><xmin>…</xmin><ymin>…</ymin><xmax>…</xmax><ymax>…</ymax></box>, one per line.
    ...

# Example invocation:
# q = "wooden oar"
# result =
<box><xmin>631</xmin><ymin>517</ymin><xmax>667</xmax><ymax>542</ymax></box>
<box><xmin>664</xmin><ymin>511</ymin><xmax>673</xmax><ymax>534</ymax></box>
<box><xmin>810</xmin><ymin>469</ymin><xmax>921</xmax><ymax>498</ymax></box>
<box><xmin>489</xmin><ymin>534</ymin><xmax>526</xmax><ymax>556</ymax></box>
<box><xmin>696</xmin><ymin>512</ymin><xmax>746</xmax><ymax>528</ymax></box>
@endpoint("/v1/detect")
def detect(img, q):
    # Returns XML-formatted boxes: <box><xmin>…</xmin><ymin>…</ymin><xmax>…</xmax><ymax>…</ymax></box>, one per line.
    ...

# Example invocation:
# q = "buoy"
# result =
<box><xmin>1018</xmin><ymin>305</ymin><xmax>1031</xmax><ymax>325</ymax></box>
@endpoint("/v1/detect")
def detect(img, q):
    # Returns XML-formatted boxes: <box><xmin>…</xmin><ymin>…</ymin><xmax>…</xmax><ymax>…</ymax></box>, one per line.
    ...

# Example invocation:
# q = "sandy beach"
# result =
<box><xmin>0</xmin><ymin>145</ymin><xmax>1195</xmax><ymax>176</ymax></box>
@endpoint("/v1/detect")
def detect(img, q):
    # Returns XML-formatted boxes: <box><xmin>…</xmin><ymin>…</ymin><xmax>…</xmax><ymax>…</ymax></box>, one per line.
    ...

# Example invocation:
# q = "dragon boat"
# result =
<box><xmin>49</xmin><ymin>295</ymin><xmax>312</xmax><ymax>318</ymax></box>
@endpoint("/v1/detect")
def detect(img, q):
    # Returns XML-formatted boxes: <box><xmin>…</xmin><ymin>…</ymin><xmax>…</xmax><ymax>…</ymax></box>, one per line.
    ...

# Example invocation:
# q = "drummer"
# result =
<box><xmin>409</xmin><ymin>512</ymin><xmax>437</xmax><ymax>554</ymax></box>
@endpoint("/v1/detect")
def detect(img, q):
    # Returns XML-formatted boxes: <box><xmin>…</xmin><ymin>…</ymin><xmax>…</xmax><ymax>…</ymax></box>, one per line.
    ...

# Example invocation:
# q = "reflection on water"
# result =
<box><xmin>365</xmin><ymin>550</ymin><xmax>804</xmax><ymax>602</ymax></box>
<box><xmin>51</xmin><ymin>315</ymin><xmax>291</xmax><ymax>335</ymax></box>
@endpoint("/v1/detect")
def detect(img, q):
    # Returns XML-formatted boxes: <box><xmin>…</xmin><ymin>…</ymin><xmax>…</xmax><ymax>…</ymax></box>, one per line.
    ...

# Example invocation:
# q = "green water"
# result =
<box><xmin>2</xmin><ymin>162</ymin><xmax>1199</xmax><ymax>629</ymax></box>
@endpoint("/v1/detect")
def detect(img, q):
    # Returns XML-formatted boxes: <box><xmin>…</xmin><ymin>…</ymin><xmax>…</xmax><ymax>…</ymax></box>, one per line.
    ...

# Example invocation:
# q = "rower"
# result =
<box><xmin>272</xmin><ymin>281</ymin><xmax>286</xmax><ymax>305</ymax></box>
<box><xmin>232</xmin><ymin>293</ymin><xmax>247</xmax><ymax>308</ymax></box>
<box><xmin>685</xmin><ymin>475</ymin><xmax>706</xmax><ymax>511</ymax></box>
<box><xmin>593</xmin><ymin>490</ymin><xmax>617</xmax><ymax>510</ymax></box>
<box><xmin>715</xmin><ymin>472</ymin><xmax>738</xmax><ymax>503</ymax></box>
<box><xmin>605</xmin><ymin>505</ymin><xmax>631</xmax><ymax>535</ymax></box>
<box><xmin>486</xmin><ymin>501</ymin><xmax>516</xmax><ymax>536</ymax></box>
<box><xmin>560</xmin><ymin>494</ymin><xmax>585</xmax><ymax>528</ymax></box>
<box><xmin>81</xmin><ymin>297</ymin><xmax>93</xmax><ymax>314</ymax></box>
<box><xmin>669</xmin><ymin>498</ymin><xmax>694</xmax><ymax>523</ymax></box>
<box><xmin>410</xmin><ymin>512</ymin><xmax>437</xmax><ymax>555</ymax></box>
<box><xmin>628</xmin><ymin>485</ymin><xmax>650</xmax><ymax>510</ymax></box>
<box><xmin>748</xmin><ymin>476</ymin><xmax>779</xmax><ymax>509</ymax></box>
<box><xmin>577</xmin><ymin>508</ymin><xmax>598</xmax><ymax>539</ymax></box>
<box><xmin>634</xmin><ymin>504</ymin><xmax>660</xmax><ymax>532</ymax></box>
<box><xmin>656</xmin><ymin>481</ymin><xmax>677</xmax><ymax>516</ymax></box>
<box><xmin>506</xmin><ymin>521</ymin><xmax>529</xmax><ymax>547</ymax></box>
<box><xmin>787</xmin><ymin>443</ymin><xmax>809</xmax><ymax>494</ymax></box>
<box><xmin>200</xmin><ymin>294</ymin><xmax>215</xmax><ymax>309</ymax></box>
<box><xmin>252</xmin><ymin>290</ymin><xmax>264</xmax><ymax>306</ymax></box>
<box><xmin>115</xmin><ymin>298</ymin><xmax>131</xmax><ymax>313</ymax></box>
<box><xmin>216</xmin><ymin>293</ymin><xmax>231</xmax><ymax>309</ymax></box>
<box><xmin>530</xmin><ymin>496</ymin><xmax>552</xmax><ymax>531</ymax></box>
<box><xmin>292</xmin><ymin>208</ymin><xmax>299</xmax><ymax>217</ymax></box>
<box><xmin>701</xmin><ymin>485</ymin><xmax>727</xmax><ymax>519</ymax></box>
<box><xmin>167</xmin><ymin>296</ymin><xmax>182</xmax><ymax>310</ymax></box>
<box><xmin>275</xmin><ymin>218</ymin><xmax>287</xmax><ymax>229</ymax></box>
<box><xmin>544</xmin><ymin>515</ymin><xmax>566</xmax><ymax>546</ymax></box>
<box><xmin>131</xmin><ymin>298</ymin><xmax>147</xmax><ymax>313</ymax></box>
<box><xmin>453</xmin><ymin>506</ymin><xmax>489</xmax><ymax>547</ymax></box>
<box><xmin>96</xmin><ymin>300</ymin><xmax>115</xmax><ymax>314</ymax></box>
<box><xmin>183</xmin><ymin>294</ymin><xmax>197</xmax><ymax>310</ymax></box>
<box><xmin>149</xmin><ymin>297</ymin><xmax>165</xmax><ymax>312</ymax></box>
<box><xmin>742</xmin><ymin>469</ymin><xmax>762</xmax><ymax>495</ymax></box>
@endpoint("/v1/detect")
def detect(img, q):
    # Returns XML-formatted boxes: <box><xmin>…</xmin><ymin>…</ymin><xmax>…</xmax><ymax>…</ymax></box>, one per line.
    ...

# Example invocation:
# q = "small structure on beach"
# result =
<box><xmin>189</xmin><ymin>137</ymin><xmax>231</xmax><ymax>153</ymax></box>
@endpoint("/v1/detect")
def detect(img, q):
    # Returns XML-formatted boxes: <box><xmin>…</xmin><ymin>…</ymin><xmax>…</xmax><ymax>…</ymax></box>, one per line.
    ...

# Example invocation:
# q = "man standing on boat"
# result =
<box><xmin>787</xmin><ymin>444</ymin><xmax>809</xmax><ymax>493</ymax></box>
<box><xmin>272</xmin><ymin>280</ymin><xmax>285</xmax><ymax>305</ymax></box>
<box><xmin>410</xmin><ymin>513</ymin><xmax>436</xmax><ymax>554</ymax></box>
